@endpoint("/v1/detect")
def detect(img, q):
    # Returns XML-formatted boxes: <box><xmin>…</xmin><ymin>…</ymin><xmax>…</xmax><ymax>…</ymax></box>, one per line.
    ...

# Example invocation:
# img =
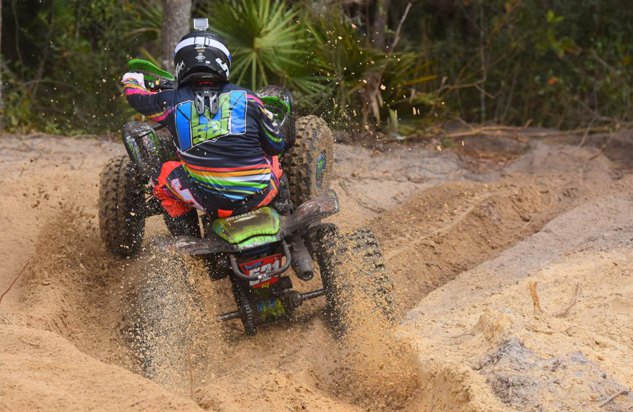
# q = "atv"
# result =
<box><xmin>99</xmin><ymin>58</ymin><xmax>393</xmax><ymax>339</ymax></box>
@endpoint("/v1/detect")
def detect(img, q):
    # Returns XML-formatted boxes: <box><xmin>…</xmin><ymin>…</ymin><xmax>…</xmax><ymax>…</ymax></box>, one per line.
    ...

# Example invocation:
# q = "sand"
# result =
<box><xmin>1</xmin><ymin>130</ymin><xmax>632</xmax><ymax>411</ymax></box>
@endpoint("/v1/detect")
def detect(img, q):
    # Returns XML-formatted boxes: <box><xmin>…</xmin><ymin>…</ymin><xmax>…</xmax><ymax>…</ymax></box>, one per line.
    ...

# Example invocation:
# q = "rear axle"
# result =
<box><xmin>218</xmin><ymin>288</ymin><xmax>325</xmax><ymax>322</ymax></box>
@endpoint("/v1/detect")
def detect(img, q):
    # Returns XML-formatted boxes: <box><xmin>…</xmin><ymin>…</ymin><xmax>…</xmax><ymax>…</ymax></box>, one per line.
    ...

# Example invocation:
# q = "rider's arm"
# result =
<box><xmin>122</xmin><ymin>73</ymin><xmax>176</xmax><ymax>124</ymax></box>
<box><xmin>248</xmin><ymin>94</ymin><xmax>285</xmax><ymax>155</ymax></box>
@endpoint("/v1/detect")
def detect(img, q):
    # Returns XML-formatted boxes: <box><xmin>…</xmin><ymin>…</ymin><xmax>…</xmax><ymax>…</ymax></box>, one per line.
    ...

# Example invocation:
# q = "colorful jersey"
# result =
<box><xmin>123</xmin><ymin>80</ymin><xmax>284</xmax><ymax>201</ymax></box>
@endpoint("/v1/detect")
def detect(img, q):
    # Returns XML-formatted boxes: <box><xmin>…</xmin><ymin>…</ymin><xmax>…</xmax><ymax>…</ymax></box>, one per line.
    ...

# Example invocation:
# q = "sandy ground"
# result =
<box><xmin>1</xmin><ymin>129</ymin><xmax>633</xmax><ymax>411</ymax></box>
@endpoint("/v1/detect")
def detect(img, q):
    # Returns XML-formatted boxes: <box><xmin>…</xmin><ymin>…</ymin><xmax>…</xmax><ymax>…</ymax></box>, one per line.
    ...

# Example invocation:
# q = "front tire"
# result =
<box><xmin>99</xmin><ymin>156</ymin><xmax>145</xmax><ymax>257</ymax></box>
<box><xmin>283</xmin><ymin>116</ymin><xmax>334</xmax><ymax>205</ymax></box>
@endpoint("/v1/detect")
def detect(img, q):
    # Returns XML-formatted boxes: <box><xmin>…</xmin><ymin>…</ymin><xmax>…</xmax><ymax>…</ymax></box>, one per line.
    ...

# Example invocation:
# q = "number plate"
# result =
<box><xmin>238</xmin><ymin>254</ymin><xmax>283</xmax><ymax>287</ymax></box>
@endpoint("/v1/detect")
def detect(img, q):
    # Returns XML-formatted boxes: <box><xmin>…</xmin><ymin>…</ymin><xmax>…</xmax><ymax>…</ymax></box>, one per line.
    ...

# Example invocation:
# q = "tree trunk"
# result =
<box><xmin>161</xmin><ymin>0</ymin><xmax>192</xmax><ymax>73</ymax></box>
<box><xmin>372</xmin><ymin>0</ymin><xmax>391</xmax><ymax>50</ymax></box>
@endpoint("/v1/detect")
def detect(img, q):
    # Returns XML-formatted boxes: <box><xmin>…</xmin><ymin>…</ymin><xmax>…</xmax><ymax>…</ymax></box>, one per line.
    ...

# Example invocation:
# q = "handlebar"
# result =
<box><xmin>145</xmin><ymin>77</ymin><xmax>176</xmax><ymax>92</ymax></box>
<box><xmin>127</xmin><ymin>58</ymin><xmax>176</xmax><ymax>92</ymax></box>
<box><xmin>128</xmin><ymin>58</ymin><xmax>175</xmax><ymax>81</ymax></box>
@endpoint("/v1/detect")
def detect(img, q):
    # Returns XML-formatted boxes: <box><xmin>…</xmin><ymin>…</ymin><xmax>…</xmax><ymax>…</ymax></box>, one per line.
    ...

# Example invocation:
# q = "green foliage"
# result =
<box><xmin>307</xmin><ymin>8</ymin><xmax>440</xmax><ymax>129</ymax></box>
<box><xmin>198</xmin><ymin>0</ymin><xmax>440</xmax><ymax>129</ymax></box>
<box><xmin>3</xmin><ymin>0</ymin><xmax>159</xmax><ymax>134</ymax></box>
<box><xmin>4</xmin><ymin>0</ymin><xmax>633</xmax><ymax>134</ymax></box>
<box><xmin>2</xmin><ymin>68</ymin><xmax>33</xmax><ymax>132</ymax></box>
<box><xmin>202</xmin><ymin>0</ymin><xmax>325</xmax><ymax>95</ymax></box>
<box><xmin>417</xmin><ymin>0</ymin><xmax>633</xmax><ymax>127</ymax></box>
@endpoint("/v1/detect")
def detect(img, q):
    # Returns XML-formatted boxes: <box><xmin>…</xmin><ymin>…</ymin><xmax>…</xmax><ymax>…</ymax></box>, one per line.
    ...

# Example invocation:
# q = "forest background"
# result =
<box><xmin>1</xmin><ymin>0</ymin><xmax>632</xmax><ymax>136</ymax></box>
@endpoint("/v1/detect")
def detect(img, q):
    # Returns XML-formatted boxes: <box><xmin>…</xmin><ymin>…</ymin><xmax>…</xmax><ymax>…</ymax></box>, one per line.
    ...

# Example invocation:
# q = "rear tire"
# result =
<box><xmin>231</xmin><ymin>282</ymin><xmax>257</xmax><ymax>336</ymax></box>
<box><xmin>308</xmin><ymin>224</ymin><xmax>394</xmax><ymax>337</ymax></box>
<box><xmin>99</xmin><ymin>156</ymin><xmax>145</xmax><ymax>257</ymax></box>
<box><xmin>131</xmin><ymin>239</ymin><xmax>206</xmax><ymax>389</ymax></box>
<box><xmin>163</xmin><ymin>209</ymin><xmax>201</xmax><ymax>238</ymax></box>
<box><xmin>283</xmin><ymin>116</ymin><xmax>334</xmax><ymax>205</ymax></box>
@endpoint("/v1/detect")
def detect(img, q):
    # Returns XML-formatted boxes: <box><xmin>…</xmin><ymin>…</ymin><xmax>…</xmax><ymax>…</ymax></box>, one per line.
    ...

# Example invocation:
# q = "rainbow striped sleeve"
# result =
<box><xmin>123</xmin><ymin>80</ymin><xmax>176</xmax><ymax>125</ymax></box>
<box><xmin>123</xmin><ymin>79</ymin><xmax>153</xmax><ymax>96</ymax></box>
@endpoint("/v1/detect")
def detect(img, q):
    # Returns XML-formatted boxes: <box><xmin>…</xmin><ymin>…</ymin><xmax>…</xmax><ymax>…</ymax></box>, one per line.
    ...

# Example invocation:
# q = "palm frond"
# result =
<box><xmin>202</xmin><ymin>0</ymin><xmax>323</xmax><ymax>94</ymax></box>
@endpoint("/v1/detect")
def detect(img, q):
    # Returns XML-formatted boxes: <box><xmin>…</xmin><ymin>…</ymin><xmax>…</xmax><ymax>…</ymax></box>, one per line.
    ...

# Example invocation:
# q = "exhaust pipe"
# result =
<box><xmin>291</xmin><ymin>235</ymin><xmax>314</xmax><ymax>281</ymax></box>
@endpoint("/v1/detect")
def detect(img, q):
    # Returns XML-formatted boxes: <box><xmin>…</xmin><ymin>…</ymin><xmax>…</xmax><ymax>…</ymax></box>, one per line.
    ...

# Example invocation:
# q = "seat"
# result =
<box><xmin>211</xmin><ymin>207</ymin><xmax>281</xmax><ymax>244</ymax></box>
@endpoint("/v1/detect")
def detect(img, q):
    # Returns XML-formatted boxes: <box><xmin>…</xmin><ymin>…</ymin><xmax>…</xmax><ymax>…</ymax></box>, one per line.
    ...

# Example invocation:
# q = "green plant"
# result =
<box><xmin>3</xmin><ymin>68</ymin><xmax>34</xmax><ymax>133</ymax></box>
<box><xmin>3</xmin><ymin>0</ymin><xmax>160</xmax><ymax>134</ymax></box>
<box><xmin>422</xmin><ymin>0</ymin><xmax>633</xmax><ymax>127</ymax></box>
<box><xmin>308</xmin><ymin>9</ymin><xmax>439</xmax><ymax>129</ymax></box>
<box><xmin>202</xmin><ymin>0</ymin><xmax>325</xmax><ymax>95</ymax></box>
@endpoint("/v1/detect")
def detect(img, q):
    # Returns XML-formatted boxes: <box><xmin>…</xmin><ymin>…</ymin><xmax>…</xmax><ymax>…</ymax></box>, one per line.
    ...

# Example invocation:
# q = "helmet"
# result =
<box><xmin>174</xmin><ymin>30</ymin><xmax>231</xmax><ymax>85</ymax></box>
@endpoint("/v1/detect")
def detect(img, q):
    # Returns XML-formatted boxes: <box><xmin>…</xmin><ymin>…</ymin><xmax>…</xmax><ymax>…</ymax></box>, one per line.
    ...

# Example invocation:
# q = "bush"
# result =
<box><xmin>417</xmin><ymin>0</ymin><xmax>633</xmax><ymax>127</ymax></box>
<box><xmin>3</xmin><ymin>0</ymin><xmax>160</xmax><ymax>134</ymax></box>
<box><xmin>5</xmin><ymin>0</ymin><xmax>631</xmax><ymax>134</ymax></box>
<box><xmin>308</xmin><ymin>8</ymin><xmax>441</xmax><ymax>130</ymax></box>
<box><xmin>203</xmin><ymin>0</ymin><xmax>326</xmax><ymax>96</ymax></box>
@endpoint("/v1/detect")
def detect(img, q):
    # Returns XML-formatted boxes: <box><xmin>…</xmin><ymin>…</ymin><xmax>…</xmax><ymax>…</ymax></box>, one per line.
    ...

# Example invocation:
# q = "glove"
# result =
<box><xmin>121</xmin><ymin>72</ymin><xmax>146</xmax><ymax>89</ymax></box>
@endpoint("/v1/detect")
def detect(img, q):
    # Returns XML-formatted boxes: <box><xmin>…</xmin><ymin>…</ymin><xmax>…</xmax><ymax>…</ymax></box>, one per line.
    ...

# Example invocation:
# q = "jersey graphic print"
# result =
<box><xmin>175</xmin><ymin>90</ymin><xmax>247</xmax><ymax>151</ymax></box>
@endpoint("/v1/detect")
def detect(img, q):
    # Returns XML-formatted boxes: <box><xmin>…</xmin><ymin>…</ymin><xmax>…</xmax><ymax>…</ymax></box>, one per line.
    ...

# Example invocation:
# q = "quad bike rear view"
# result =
<box><xmin>99</xmin><ymin>58</ymin><xmax>393</xmax><ymax>343</ymax></box>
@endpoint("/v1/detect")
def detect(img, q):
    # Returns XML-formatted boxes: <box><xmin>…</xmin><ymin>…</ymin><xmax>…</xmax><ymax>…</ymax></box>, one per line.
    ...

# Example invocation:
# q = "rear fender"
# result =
<box><xmin>281</xmin><ymin>189</ymin><xmax>340</xmax><ymax>235</ymax></box>
<box><xmin>167</xmin><ymin>190</ymin><xmax>339</xmax><ymax>256</ymax></box>
<box><xmin>168</xmin><ymin>232</ymin><xmax>284</xmax><ymax>255</ymax></box>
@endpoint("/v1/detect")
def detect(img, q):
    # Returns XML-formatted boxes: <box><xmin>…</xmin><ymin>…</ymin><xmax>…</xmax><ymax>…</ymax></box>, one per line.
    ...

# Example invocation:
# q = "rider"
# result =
<box><xmin>122</xmin><ymin>23</ymin><xmax>290</xmax><ymax>234</ymax></box>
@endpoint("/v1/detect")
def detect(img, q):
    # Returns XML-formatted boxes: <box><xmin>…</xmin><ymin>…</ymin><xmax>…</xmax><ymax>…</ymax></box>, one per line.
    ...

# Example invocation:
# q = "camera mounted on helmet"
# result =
<box><xmin>174</xmin><ymin>18</ymin><xmax>232</xmax><ymax>86</ymax></box>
